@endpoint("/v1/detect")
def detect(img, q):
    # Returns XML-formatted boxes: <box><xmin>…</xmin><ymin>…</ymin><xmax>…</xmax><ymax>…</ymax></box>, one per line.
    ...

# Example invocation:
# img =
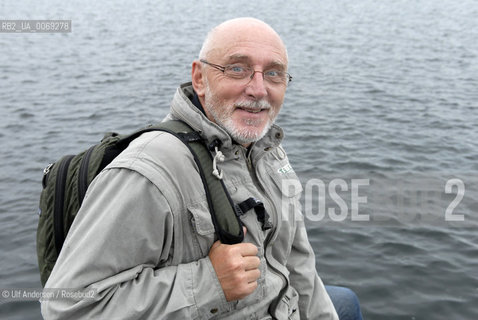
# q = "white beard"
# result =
<box><xmin>204</xmin><ymin>84</ymin><xmax>278</xmax><ymax>145</ymax></box>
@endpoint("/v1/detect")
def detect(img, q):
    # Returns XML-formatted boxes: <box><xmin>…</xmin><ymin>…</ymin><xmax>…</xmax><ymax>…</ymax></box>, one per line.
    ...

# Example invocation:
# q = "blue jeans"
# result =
<box><xmin>325</xmin><ymin>286</ymin><xmax>363</xmax><ymax>320</ymax></box>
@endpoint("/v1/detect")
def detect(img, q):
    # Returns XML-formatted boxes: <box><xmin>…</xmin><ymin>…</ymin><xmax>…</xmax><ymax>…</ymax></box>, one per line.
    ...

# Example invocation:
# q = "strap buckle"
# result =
<box><xmin>236</xmin><ymin>197</ymin><xmax>272</xmax><ymax>231</ymax></box>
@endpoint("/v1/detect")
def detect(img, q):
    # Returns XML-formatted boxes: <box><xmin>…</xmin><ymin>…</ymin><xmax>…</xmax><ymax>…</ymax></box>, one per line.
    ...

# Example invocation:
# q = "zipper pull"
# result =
<box><xmin>43</xmin><ymin>163</ymin><xmax>54</xmax><ymax>175</ymax></box>
<box><xmin>42</xmin><ymin>163</ymin><xmax>54</xmax><ymax>188</ymax></box>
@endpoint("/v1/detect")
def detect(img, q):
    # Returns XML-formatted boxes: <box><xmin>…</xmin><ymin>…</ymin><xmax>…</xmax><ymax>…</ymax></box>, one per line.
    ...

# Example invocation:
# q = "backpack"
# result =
<box><xmin>37</xmin><ymin>120</ymin><xmax>244</xmax><ymax>287</ymax></box>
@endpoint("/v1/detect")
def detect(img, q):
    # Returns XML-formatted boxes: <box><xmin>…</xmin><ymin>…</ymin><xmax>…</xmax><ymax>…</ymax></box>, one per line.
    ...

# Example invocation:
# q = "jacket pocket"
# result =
<box><xmin>265</xmin><ymin>156</ymin><xmax>303</xmax><ymax>219</ymax></box>
<box><xmin>274</xmin><ymin>286</ymin><xmax>300</xmax><ymax>320</ymax></box>
<box><xmin>266</xmin><ymin>157</ymin><xmax>303</xmax><ymax>197</ymax></box>
<box><xmin>265</xmin><ymin>159</ymin><xmax>304</xmax><ymax>263</ymax></box>
<box><xmin>187</xmin><ymin>200</ymin><xmax>216</xmax><ymax>257</ymax></box>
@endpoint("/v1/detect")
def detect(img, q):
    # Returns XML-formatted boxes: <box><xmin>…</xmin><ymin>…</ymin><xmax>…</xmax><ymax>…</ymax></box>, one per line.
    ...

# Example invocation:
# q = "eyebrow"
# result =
<box><xmin>225</xmin><ymin>54</ymin><xmax>287</xmax><ymax>70</ymax></box>
<box><xmin>225</xmin><ymin>54</ymin><xmax>250</xmax><ymax>63</ymax></box>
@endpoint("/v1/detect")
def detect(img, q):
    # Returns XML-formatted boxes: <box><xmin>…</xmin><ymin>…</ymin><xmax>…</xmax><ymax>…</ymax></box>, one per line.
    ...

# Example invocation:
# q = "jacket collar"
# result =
<box><xmin>165</xmin><ymin>82</ymin><xmax>284</xmax><ymax>153</ymax></box>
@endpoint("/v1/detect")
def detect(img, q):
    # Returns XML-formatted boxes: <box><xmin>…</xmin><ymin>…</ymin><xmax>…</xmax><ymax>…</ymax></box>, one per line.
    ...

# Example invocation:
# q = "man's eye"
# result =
<box><xmin>229</xmin><ymin>65</ymin><xmax>245</xmax><ymax>73</ymax></box>
<box><xmin>265</xmin><ymin>70</ymin><xmax>280</xmax><ymax>77</ymax></box>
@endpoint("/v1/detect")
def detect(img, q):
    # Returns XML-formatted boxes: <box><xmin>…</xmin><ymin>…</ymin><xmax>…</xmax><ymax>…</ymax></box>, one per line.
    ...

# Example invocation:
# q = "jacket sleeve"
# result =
<box><xmin>41</xmin><ymin>168</ymin><xmax>231</xmax><ymax>320</ymax></box>
<box><xmin>286</xmin><ymin>218</ymin><xmax>339</xmax><ymax>320</ymax></box>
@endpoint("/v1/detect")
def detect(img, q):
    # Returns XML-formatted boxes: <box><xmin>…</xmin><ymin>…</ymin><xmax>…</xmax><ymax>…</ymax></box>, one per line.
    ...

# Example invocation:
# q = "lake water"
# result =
<box><xmin>1</xmin><ymin>0</ymin><xmax>477</xmax><ymax>319</ymax></box>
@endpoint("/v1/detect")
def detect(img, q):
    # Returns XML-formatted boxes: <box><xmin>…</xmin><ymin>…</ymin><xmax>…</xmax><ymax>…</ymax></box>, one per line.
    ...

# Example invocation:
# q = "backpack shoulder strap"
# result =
<box><xmin>38</xmin><ymin>120</ymin><xmax>244</xmax><ymax>287</ymax></box>
<box><xmin>122</xmin><ymin>120</ymin><xmax>244</xmax><ymax>245</ymax></box>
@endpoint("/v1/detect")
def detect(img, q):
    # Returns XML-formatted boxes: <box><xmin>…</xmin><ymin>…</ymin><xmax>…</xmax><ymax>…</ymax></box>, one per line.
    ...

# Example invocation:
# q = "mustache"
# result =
<box><xmin>235</xmin><ymin>100</ymin><xmax>271</xmax><ymax>110</ymax></box>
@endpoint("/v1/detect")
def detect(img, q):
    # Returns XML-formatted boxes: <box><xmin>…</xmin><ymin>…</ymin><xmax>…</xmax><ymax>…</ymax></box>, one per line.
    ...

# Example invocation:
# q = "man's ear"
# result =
<box><xmin>192</xmin><ymin>60</ymin><xmax>206</xmax><ymax>97</ymax></box>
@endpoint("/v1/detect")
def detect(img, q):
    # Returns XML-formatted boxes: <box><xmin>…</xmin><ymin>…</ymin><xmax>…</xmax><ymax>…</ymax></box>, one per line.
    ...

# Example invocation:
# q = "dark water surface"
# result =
<box><xmin>1</xmin><ymin>0</ymin><xmax>477</xmax><ymax>319</ymax></box>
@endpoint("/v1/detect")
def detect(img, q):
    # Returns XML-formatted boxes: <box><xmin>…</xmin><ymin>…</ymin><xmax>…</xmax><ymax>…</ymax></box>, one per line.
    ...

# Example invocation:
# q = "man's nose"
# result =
<box><xmin>245</xmin><ymin>71</ymin><xmax>268</xmax><ymax>99</ymax></box>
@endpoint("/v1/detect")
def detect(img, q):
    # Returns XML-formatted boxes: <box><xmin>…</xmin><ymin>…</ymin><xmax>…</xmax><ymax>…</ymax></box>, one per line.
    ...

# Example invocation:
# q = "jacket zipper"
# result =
<box><xmin>243</xmin><ymin>147</ymin><xmax>288</xmax><ymax>296</ymax></box>
<box><xmin>54</xmin><ymin>155</ymin><xmax>74</xmax><ymax>255</ymax></box>
<box><xmin>250</xmin><ymin>150</ymin><xmax>292</xmax><ymax>315</ymax></box>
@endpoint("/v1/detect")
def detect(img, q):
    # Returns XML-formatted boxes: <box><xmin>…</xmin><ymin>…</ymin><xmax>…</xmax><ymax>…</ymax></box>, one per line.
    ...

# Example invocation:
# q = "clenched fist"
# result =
<box><xmin>208</xmin><ymin>228</ymin><xmax>261</xmax><ymax>301</ymax></box>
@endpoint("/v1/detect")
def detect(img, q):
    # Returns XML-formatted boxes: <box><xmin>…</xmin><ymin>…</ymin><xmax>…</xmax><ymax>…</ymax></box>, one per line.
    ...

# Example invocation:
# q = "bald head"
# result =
<box><xmin>198</xmin><ymin>17</ymin><xmax>288</xmax><ymax>65</ymax></box>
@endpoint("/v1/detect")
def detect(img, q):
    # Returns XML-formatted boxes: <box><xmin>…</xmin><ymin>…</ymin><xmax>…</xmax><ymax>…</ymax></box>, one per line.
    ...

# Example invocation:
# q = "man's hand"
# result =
<box><xmin>208</xmin><ymin>228</ymin><xmax>260</xmax><ymax>301</ymax></box>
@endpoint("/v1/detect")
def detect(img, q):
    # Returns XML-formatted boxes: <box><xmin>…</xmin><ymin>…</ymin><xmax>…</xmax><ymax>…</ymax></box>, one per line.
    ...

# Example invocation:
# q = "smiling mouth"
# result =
<box><xmin>237</xmin><ymin>107</ymin><xmax>267</xmax><ymax>114</ymax></box>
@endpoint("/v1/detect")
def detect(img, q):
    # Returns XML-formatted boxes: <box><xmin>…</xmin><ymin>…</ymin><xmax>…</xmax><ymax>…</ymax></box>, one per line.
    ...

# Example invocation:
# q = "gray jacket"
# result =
<box><xmin>41</xmin><ymin>83</ymin><xmax>338</xmax><ymax>320</ymax></box>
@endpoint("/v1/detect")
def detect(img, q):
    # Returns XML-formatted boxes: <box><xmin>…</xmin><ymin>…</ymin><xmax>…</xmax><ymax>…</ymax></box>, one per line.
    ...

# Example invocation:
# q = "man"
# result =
<box><xmin>41</xmin><ymin>18</ymin><xmax>345</xmax><ymax>319</ymax></box>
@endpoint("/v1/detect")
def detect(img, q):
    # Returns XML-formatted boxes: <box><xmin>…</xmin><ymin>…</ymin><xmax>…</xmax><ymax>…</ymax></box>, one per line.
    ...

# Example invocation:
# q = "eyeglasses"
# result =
<box><xmin>200</xmin><ymin>59</ymin><xmax>292</xmax><ymax>86</ymax></box>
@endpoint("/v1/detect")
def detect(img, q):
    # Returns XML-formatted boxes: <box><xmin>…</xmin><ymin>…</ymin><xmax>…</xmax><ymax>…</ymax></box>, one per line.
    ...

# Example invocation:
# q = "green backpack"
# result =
<box><xmin>37</xmin><ymin>120</ymin><xmax>244</xmax><ymax>287</ymax></box>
